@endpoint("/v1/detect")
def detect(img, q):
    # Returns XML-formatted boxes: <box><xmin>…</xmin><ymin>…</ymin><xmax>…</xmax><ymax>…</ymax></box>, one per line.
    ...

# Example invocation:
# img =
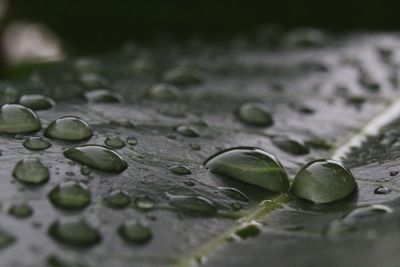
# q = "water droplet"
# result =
<box><xmin>236</xmin><ymin>102</ymin><xmax>273</xmax><ymax>127</ymax></box>
<box><xmin>166</xmin><ymin>192</ymin><xmax>217</xmax><ymax>215</ymax></box>
<box><xmin>205</xmin><ymin>147</ymin><xmax>289</xmax><ymax>192</ymax></box>
<box><xmin>235</xmin><ymin>222</ymin><xmax>261</xmax><ymax>239</ymax></box>
<box><xmin>344</xmin><ymin>204</ymin><xmax>393</xmax><ymax>222</ymax></box>
<box><xmin>63</xmin><ymin>145</ymin><xmax>128</xmax><ymax>173</ymax></box>
<box><xmin>218</xmin><ymin>187</ymin><xmax>249</xmax><ymax>201</ymax></box>
<box><xmin>390</xmin><ymin>170</ymin><xmax>399</xmax><ymax>176</ymax></box>
<box><xmin>8</xmin><ymin>202</ymin><xmax>33</xmax><ymax>218</ymax></box>
<box><xmin>48</xmin><ymin>181</ymin><xmax>91</xmax><ymax>210</ymax></box>
<box><xmin>189</xmin><ymin>143</ymin><xmax>201</xmax><ymax>150</ymax></box>
<box><xmin>13</xmin><ymin>158</ymin><xmax>49</xmax><ymax>184</ymax></box>
<box><xmin>104</xmin><ymin>137</ymin><xmax>125</xmax><ymax>149</ymax></box>
<box><xmin>175</xmin><ymin>125</ymin><xmax>200</xmax><ymax>137</ymax></box>
<box><xmin>126</xmin><ymin>136</ymin><xmax>138</xmax><ymax>145</ymax></box>
<box><xmin>0</xmin><ymin>229</ymin><xmax>14</xmax><ymax>249</ymax></box>
<box><xmin>23</xmin><ymin>137</ymin><xmax>51</xmax><ymax>151</ymax></box>
<box><xmin>84</xmin><ymin>89</ymin><xmax>122</xmax><ymax>103</ymax></box>
<box><xmin>291</xmin><ymin>159</ymin><xmax>357</xmax><ymax>204</ymax></box>
<box><xmin>0</xmin><ymin>104</ymin><xmax>41</xmax><ymax>133</ymax></box>
<box><xmin>272</xmin><ymin>136</ymin><xmax>309</xmax><ymax>155</ymax></box>
<box><xmin>118</xmin><ymin>219</ymin><xmax>152</xmax><ymax>244</ymax></box>
<box><xmin>47</xmin><ymin>254</ymin><xmax>89</xmax><ymax>267</ymax></box>
<box><xmin>80</xmin><ymin>165</ymin><xmax>91</xmax><ymax>176</ymax></box>
<box><xmin>45</xmin><ymin>116</ymin><xmax>93</xmax><ymax>141</ymax></box>
<box><xmin>49</xmin><ymin>218</ymin><xmax>101</xmax><ymax>247</ymax></box>
<box><xmin>79</xmin><ymin>73</ymin><xmax>109</xmax><ymax>89</ymax></box>
<box><xmin>163</xmin><ymin>66</ymin><xmax>205</xmax><ymax>86</ymax></box>
<box><xmin>105</xmin><ymin>189</ymin><xmax>131</xmax><ymax>208</ymax></box>
<box><xmin>148</xmin><ymin>83</ymin><xmax>179</xmax><ymax>100</ymax></box>
<box><xmin>374</xmin><ymin>185</ymin><xmax>391</xmax><ymax>195</ymax></box>
<box><xmin>134</xmin><ymin>195</ymin><xmax>155</xmax><ymax>211</ymax></box>
<box><xmin>168</xmin><ymin>165</ymin><xmax>192</xmax><ymax>175</ymax></box>
<box><xmin>19</xmin><ymin>94</ymin><xmax>55</xmax><ymax>110</ymax></box>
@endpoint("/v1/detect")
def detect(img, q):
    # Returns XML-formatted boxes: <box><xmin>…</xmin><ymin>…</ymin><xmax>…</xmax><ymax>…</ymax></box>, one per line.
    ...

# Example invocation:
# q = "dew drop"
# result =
<box><xmin>235</xmin><ymin>222</ymin><xmax>261</xmax><ymax>239</ymax></box>
<box><xmin>163</xmin><ymin>66</ymin><xmax>205</xmax><ymax>86</ymax></box>
<box><xmin>49</xmin><ymin>218</ymin><xmax>101</xmax><ymax>247</ymax></box>
<box><xmin>104</xmin><ymin>137</ymin><xmax>126</xmax><ymax>149</ymax></box>
<box><xmin>166</xmin><ymin>192</ymin><xmax>217</xmax><ymax>215</ymax></box>
<box><xmin>47</xmin><ymin>254</ymin><xmax>89</xmax><ymax>267</ymax></box>
<box><xmin>148</xmin><ymin>83</ymin><xmax>179</xmax><ymax>100</ymax></box>
<box><xmin>175</xmin><ymin>125</ymin><xmax>200</xmax><ymax>137</ymax></box>
<box><xmin>8</xmin><ymin>202</ymin><xmax>33</xmax><ymax>218</ymax></box>
<box><xmin>84</xmin><ymin>89</ymin><xmax>122</xmax><ymax>103</ymax></box>
<box><xmin>168</xmin><ymin>164</ymin><xmax>192</xmax><ymax>175</ymax></box>
<box><xmin>390</xmin><ymin>170</ymin><xmax>399</xmax><ymax>176</ymax></box>
<box><xmin>80</xmin><ymin>165</ymin><xmax>91</xmax><ymax>176</ymax></box>
<box><xmin>134</xmin><ymin>195</ymin><xmax>155</xmax><ymax>211</ymax></box>
<box><xmin>236</xmin><ymin>102</ymin><xmax>273</xmax><ymax>127</ymax></box>
<box><xmin>218</xmin><ymin>187</ymin><xmax>249</xmax><ymax>201</ymax></box>
<box><xmin>118</xmin><ymin>219</ymin><xmax>152</xmax><ymax>244</ymax></box>
<box><xmin>344</xmin><ymin>204</ymin><xmax>393</xmax><ymax>222</ymax></box>
<box><xmin>126</xmin><ymin>136</ymin><xmax>138</xmax><ymax>145</ymax></box>
<box><xmin>0</xmin><ymin>104</ymin><xmax>41</xmax><ymax>134</ymax></box>
<box><xmin>205</xmin><ymin>147</ymin><xmax>289</xmax><ymax>192</ymax></box>
<box><xmin>63</xmin><ymin>145</ymin><xmax>128</xmax><ymax>173</ymax></box>
<box><xmin>105</xmin><ymin>189</ymin><xmax>131</xmax><ymax>208</ymax></box>
<box><xmin>291</xmin><ymin>159</ymin><xmax>357</xmax><ymax>204</ymax></box>
<box><xmin>13</xmin><ymin>158</ymin><xmax>49</xmax><ymax>184</ymax></box>
<box><xmin>23</xmin><ymin>137</ymin><xmax>51</xmax><ymax>151</ymax></box>
<box><xmin>0</xmin><ymin>229</ymin><xmax>14</xmax><ymax>249</ymax></box>
<box><xmin>374</xmin><ymin>185</ymin><xmax>391</xmax><ymax>195</ymax></box>
<box><xmin>19</xmin><ymin>94</ymin><xmax>55</xmax><ymax>110</ymax></box>
<box><xmin>272</xmin><ymin>136</ymin><xmax>309</xmax><ymax>155</ymax></box>
<box><xmin>45</xmin><ymin>116</ymin><xmax>93</xmax><ymax>141</ymax></box>
<box><xmin>48</xmin><ymin>181</ymin><xmax>91</xmax><ymax>210</ymax></box>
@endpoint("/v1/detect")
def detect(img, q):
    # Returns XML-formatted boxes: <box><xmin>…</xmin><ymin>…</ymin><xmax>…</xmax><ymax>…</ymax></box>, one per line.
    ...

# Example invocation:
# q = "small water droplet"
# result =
<box><xmin>189</xmin><ymin>143</ymin><xmax>201</xmax><ymax>150</ymax></box>
<box><xmin>64</xmin><ymin>145</ymin><xmax>127</xmax><ymax>173</ymax></box>
<box><xmin>205</xmin><ymin>147</ymin><xmax>289</xmax><ymax>192</ymax></box>
<box><xmin>47</xmin><ymin>254</ymin><xmax>89</xmax><ymax>267</ymax></box>
<box><xmin>291</xmin><ymin>159</ymin><xmax>357</xmax><ymax>204</ymax></box>
<box><xmin>390</xmin><ymin>170</ymin><xmax>399</xmax><ymax>176</ymax></box>
<box><xmin>8</xmin><ymin>202</ymin><xmax>33</xmax><ymax>218</ymax></box>
<box><xmin>236</xmin><ymin>102</ymin><xmax>273</xmax><ymax>127</ymax></box>
<box><xmin>48</xmin><ymin>181</ymin><xmax>91</xmax><ymax>210</ymax></box>
<box><xmin>163</xmin><ymin>66</ymin><xmax>205</xmax><ymax>86</ymax></box>
<box><xmin>104</xmin><ymin>137</ymin><xmax>125</xmax><ymax>149</ymax></box>
<box><xmin>19</xmin><ymin>94</ymin><xmax>55</xmax><ymax>110</ymax></box>
<box><xmin>168</xmin><ymin>164</ymin><xmax>192</xmax><ymax>175</ymax></box>
<box><xmin>134</xmin><ymin>195</ymin><xmax>155</xmax><ymax>211</ymax></box>
<box><xmin>126</xmin><ymin>136</ymin><xmax>138</xmax><ymax>145</ymax></box>
<box><xmin>272</xmin><ymin>136</ymin><xmax>309</xmax><ymax>155</ymax></box>
<box><xmin>49</xmin><ymin>218</ymin><xmax>101</xmax><ymax>247</ymax></box>
<box><xmin>23</xmin><ymin>137</ymin><xmax>51</xmax><ymax>151</ymax></box>
<box><xmin>118</xmin><ymin>219</ymin><xmax>152</xmax><ymax>244</ymax></box>
<box><xmin>175</xmin><ymin>125</ymin><xmax>200</xmax><ymax>137</ymax></box>
<box><xmin>148</xmin><ymin>83</ymin><xmax>179</xmax><ymax>100</ymax></box>
<box><xmin>166</xmin><ymin>192</ymin><xmax>217</xmax><ymax>215</ymax></box>
<box><xmin>45</xmin><ymin>116</ymin><xmax>93</xmax><ymax>141</ymax></box>
<box><xmin>84</xmin><ymin>89</ymin><xmax>122</xmax><ymax>103</ymax></box>
<box><xmin>218</xmin><ymin>187</ymin><xmax>249</xmax><ymax>201</ymax></box>
<box><xmin>374</xmin><ymin>185</ymin><xmax>391</xmax><ymax>195</ymax></box>
<box><xmin>80</xmin><ymin>165</ymin><xmax>91</xmax><ymax>176</ymax></box>
<box><xmin>105</xmin><ymin>189</ymin><xmax>131</xmax><ymax>208</ymax></box>
<box><xmin>235</xmin><ymin>222</ymin><xmax>261</xmax><ymax>239</ymax></box>
<box><xmin>0</xmin><ymin>104</ymin><xmax>41</xmax><ymax>133</ymax></box>
<box><xmin>0</xmin><ymin>229</ymin><xmax>14</xmax><ymax>249</ymax></box>
<box><xmin>344</xmin><ymin>204</ymin><xmax>393</xmax><ymax>222</ymax></box>
<box><xmin>13</xmin><ymin>158</ymin><xmax>49</xmax><ymax>184</ymax></box>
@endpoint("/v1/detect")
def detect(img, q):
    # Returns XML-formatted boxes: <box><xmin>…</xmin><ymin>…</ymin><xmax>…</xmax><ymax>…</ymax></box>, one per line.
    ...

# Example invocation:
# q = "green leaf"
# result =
<box><xmin>1</xmin><ymin>32</ymin><xmax>400</xmax><ymax>267</ymax></box>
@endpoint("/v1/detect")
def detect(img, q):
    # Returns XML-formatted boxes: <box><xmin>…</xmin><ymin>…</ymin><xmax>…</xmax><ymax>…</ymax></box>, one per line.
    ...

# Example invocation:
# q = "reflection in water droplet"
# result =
<box><xmin>163</xmin><ymin>66</ymin><xmax>205</xmax><ymax>86</ymax></box>
<box><xmin>45</xmin><ymin>116</ymin><xmax>93</xmax><ymax>141</ymax></box>
<box><xmin>118</xmin><ymin>219</ymin><xmax>152</xmax><ymax>244</ymax></box>
<box><xmin>135</xmin><ymin>195</ymin><xmax>155</xmax><ymax>211</ymax></box>
<box><xmin>291</xmin><ymin>159</ymin><xmax>357</xmax><ymax>204</ymax></box>
<box><xmin>8</xmin><ymin>202</ymin><xmax>33</xmax><ymax>218</ymax></box>
<box><xmin>148</xmin><ymin>83</ymin><xmax>179</xmax><ymax>100</ymax></box>
<box><xmin>168</xmin><ymin>165</ymin><xmax>192</xmax><ymax>175</ymax></box>
<box><xmin>64</xmin><ymin>145</ymin><xmax>127</xmax><ymax>173</ymax></box>
<box><xmin>13</xmin><ymin>158</ymin><xmax>49</xmax><ymax>184</ymax></box>
<box><xmin>374</xmin><ymin>185</ymin><xmax>391</xmax><ymax>195</ymax></box>
<box><xmin>19</xmin><ymin>94</ymin><xmax>55</xmax><ymax>110</ymax></box>
<box><xmin>49</xmin><ymin>218</ymin><xmax>101</xmax><ymax>247</ymax></box>
<box><xmin>175</xmin><ymin>125</ymin><xmax>200</xmax><ymax>137</ymax></box>
<box><xmin>0</xmin><ymin>104</ymin><xmax>41</xmax><ymax>133</ymax></box>
<box><xmin>205</xmin><ymin>147</ymin><xmax>289</xmax><ymax>192</ymax></box>
<box><xmin>166</xmin><ymin>192</ymin><xmax>217</xmax><ymax>215</ymax></box>
<box><xmin>23</xmin><ymin>137</ymin><xmax>51</xmax><ymax>151</ymax></box>
<box><xmin>218</xmin><ymin>187</ymin><xmax>249</xmax><ymax>201</ymax></box>
<box><xmin>84</xmin><ymin>89</ymin><xmax>122</xmax><ymax>103</ymax></box>
<box><xmin>48</xmin><ymin>181</ymin><xmax>91</xmax><ymax>209</ymax></box>
<box><xmin>105</xmin><ymin>189</ymin><xmax>131</xmax><ymax>208</ymax></box>
<box><xmin>236</xmin><ymin>102</ymin><xmax>273</xmax><ymax>127</ymax></box>
<box><xmin>104</xmin><ymin>137</ymin><xmax>126</xmax><ymax>149</ymax></box>
<box><xmin>272</xmin><ymin>136</ymin><xmax>309</xmax><ymax>155</ymax></box>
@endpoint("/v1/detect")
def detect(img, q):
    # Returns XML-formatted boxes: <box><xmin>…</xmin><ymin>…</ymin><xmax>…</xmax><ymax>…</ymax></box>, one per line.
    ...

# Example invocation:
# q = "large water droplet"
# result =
<box><xmin>19</xmin><ymin>94</ymin><xmax>55</xmax><ymax>110</ymax></box>
<box><xmin>291</xmin><ymin>159</ymin><xmax>357</xmax><ymax>204</ymax></box>
<box><xmin>168</xmin><ymin>164</ymin><xmax>192</xmax><ymax>175</ymax></box>
<box><xmin>104</xmin><ymin>189</ymin><xmax>131</xmax><ymax>208</ymax></box>
<box><xmin>118</xmin><ymin>219</ymin><xmax>152</xmax><ymax>244</ymax></box>
<box><xmin>8</xmin><ymin>202</ymin><xmax>33</xmax><ymax>218</ymax></box>
<box><xmin>0</xmin><ymin>104</ymin><xmax>41</xmax><ymax>133</ymax></box>
<box><xmin>63</xmin><ymin>145</ymin><xmax>128</xmax><ymax>173</ymax></box>
<box><xmin>163</xmin><ymin>66</ymin><xmax>205</xmax><ymax>86</ymax></box>
<box><xmin>166</xmin><ymin>192</ymin><xmax>217</xmax><ymax>215</ymax></box>
<box><xmin>48</xmin><ymin>181</ymin><xmax>91</xmax><ymax>210</ymax></box>
<box><xmin>236</xmin><ymin>102</ymin><xmax>273</xmax><ymax>127</ymax></box>
<box><xmin>13</xmin><ymin>158</ymin><xmax>49</xmax><ymax>184</ymax></box>
<box><xmin>23</xmin><ymin>137</ymin><xmax>51</xmax><ymax>151</ymax></box>
<box><xmin>49</xmin><ymin>218</ymin><xmax>101</xmax><ymax>247</ymax></box>
<box><xmin>175</xmin><ymin>125</ymin><xmax>200</xmax><ymax>137</ymax></box>
<box><xmin>104</xmin><ymin>137</ymin><xmax>125</xmax><ymax>149</ymax></box>
<box><xmin>84</xmin><ymin>89</ymin><xmax>122</xmax><ymax>103</ymax></box>
<box><xmin>205</xmin><ymin>147</ymin><xmax>289</xmax><ymax>192</ymax></box>
<box><xmin>45</xmin><ymin>116</ymin><xmax>93</xmax><ymax>141</ymax></box>
<box><xmin>272</xmin><ymin>136</ymin><xmax>309</xmax><ymax>155</ymax></box>
<box><xmin>148</xmin><ymin>83</ymin><xmax>179</xmax><ymax>100</ymax></box>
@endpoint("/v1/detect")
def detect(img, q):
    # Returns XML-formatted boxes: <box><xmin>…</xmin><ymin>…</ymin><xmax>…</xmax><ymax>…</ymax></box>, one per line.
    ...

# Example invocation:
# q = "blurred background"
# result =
<box><xmin>0</xmin><ymin>0</ymin><xmax>400</xmax><ymax>77</ymax></box>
